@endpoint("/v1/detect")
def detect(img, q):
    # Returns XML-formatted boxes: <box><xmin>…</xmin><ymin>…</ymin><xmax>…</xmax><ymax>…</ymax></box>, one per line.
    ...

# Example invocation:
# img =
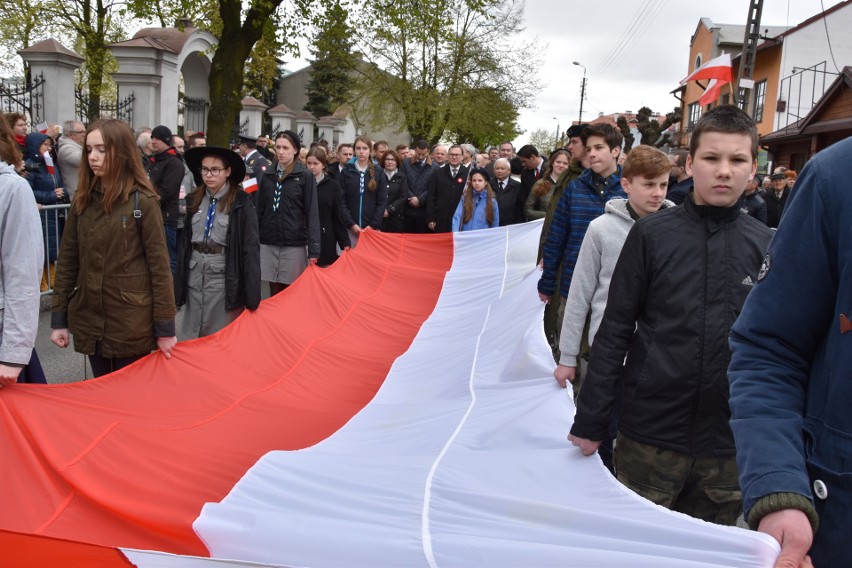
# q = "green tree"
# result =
<box><xmin>0</xmin><ymin>0</ymin><xmax>129</xmax><ymax>118</ymax></box>
<box><xmin>444</xmin><ymin>87</ymin><xmax>521</xmax><ymax>148</ymax></box>
<box><xmin>527</xmin><ymin>128</ymin><xmax>559</xmax><ymax>155</ymax></box>
<box><xmin>304</xmin><ymin>0</ymin><xmax>353</xmax><ymax>119</ymax></box>
<box><xmin>128</xmin><ymin>0</ymin><xmax>314</xmax><ymax>145</ymax></box>
<box><xmin>353</xmin><ymin>0</ymin><xmax>539</xmax><ymax>144</ymax></box>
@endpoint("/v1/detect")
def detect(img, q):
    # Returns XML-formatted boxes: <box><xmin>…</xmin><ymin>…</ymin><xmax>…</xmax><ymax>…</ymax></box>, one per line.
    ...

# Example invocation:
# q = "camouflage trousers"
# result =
<box><xmin>614</xmin><ymin>434</ymin><xmax>742</xmax><ymax>526</ymax></box>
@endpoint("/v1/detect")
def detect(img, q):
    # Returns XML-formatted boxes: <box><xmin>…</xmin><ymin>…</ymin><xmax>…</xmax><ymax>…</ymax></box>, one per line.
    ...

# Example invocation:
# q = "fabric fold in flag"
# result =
<box><xmin>241</xmin><ymin>177</ymin><xmax>258</xmax><ymax>193</ymax></box>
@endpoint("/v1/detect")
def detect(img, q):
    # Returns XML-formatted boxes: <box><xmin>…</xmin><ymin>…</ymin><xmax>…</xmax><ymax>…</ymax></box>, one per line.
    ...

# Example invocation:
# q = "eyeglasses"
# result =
<box><xmin>201</xmin><ymin>167</ymin><xmax>227</xmax><ymax>176</ymax></box>
<box><xmin>448</xmin><ymin>153</ymin><xmax>462</xmax><ymax>157</ymax></box>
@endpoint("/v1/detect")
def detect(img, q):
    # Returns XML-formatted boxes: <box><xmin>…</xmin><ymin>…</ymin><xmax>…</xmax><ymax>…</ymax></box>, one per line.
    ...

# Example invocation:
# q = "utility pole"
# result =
<box><xmin>573</xmin><ymin>61</ymin><xmax>587</xmax><ymax>123</ymax></box>
<box><xmin>735</xmin><ymin>0</ymin><xmax>764</xmax><ymax>116</ymax></box>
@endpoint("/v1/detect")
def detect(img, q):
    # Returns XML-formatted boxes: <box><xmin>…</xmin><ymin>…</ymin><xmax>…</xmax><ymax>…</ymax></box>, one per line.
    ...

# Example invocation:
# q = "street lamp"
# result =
<box><xmin>572</xmin><ymin>61</ymin><xmax>587</xmax><ymax>124</ymax></box>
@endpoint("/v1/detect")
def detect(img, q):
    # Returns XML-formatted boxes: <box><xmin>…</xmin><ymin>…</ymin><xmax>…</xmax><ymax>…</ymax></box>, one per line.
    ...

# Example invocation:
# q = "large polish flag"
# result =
<box><xmin>0</xmin><ymin>222</ymin><xmax>778</xmax><ymax>567</ymax></box>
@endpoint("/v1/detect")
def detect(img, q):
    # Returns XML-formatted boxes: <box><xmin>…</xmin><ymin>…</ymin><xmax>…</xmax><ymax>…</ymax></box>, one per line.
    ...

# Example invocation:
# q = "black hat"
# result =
<box><xmin>276</xmin><ymin>130</ymin><xmax>301</xmax><ymax>153</ymax></box>
<box><xmin>565</xmin><ymin>124</ymin><xmax>589</xmax><ymax>139</ymax></box>
<box><xmin>770</xmin><ymin>173</ymin><xmax>786</xmax><ymax>181</ymax></box>
<box><xmin>185</xmin><ymin>146</ymin><xmax>246</xmax><ymax>185</ymax></box>
<box><xmin>151</xmin><ymin>125</ymin><xmax>173</xmax><ymax>143</ymax></box>
<box><xmin>238</xmin><ymin>134</ymin><xmax>257</xmax><ymax>148</ymax></box>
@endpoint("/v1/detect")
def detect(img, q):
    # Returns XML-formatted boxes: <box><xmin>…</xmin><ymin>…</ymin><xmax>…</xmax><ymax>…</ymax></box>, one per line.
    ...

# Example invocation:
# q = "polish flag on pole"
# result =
<box><xmin>680</xmin><ymin>53</ymin><xmax>733</xmax><ymax>106</ymax></box>
<box><xmin>35</xmin><ymin>121</ymin><xmax>49</xmax><ymax>134</ymax></box>
<box><xmin>44</xmin><ymin>151</ymin><xmax>55</xmax><ymax>175</ymax></box>
<box><xmin>241</xmin><ymin>177</ymin><xmax>258</xmax><ymax>193</ymax></box>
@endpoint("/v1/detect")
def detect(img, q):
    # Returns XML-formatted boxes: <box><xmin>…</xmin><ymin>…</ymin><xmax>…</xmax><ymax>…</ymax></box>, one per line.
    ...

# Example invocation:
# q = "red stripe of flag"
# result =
<box><xmin>0</xmin><ymin>231</ymin><xmax>454</xmax><ymax>555</ymax></box>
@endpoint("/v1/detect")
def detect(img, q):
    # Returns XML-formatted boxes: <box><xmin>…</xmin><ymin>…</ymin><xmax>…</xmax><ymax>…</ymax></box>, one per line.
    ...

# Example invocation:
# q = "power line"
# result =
<box><xmin>593</xmin><ymin>0</ymin><xmax>656</xmax><ymax>78</ymax></box>
<box><xmin>596</xmin><ymin>0</ymin><xmax>671</xmax><ymax>81</ymax></box>
<box><xmin>820</xmin><ymin>0</ymin><xmax>841</xmax><ymax>72</ymax></box>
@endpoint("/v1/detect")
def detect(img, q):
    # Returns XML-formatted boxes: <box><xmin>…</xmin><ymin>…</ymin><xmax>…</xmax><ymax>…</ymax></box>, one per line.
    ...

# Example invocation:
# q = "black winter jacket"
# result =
<box><xmin>256</xmin><ymin>162</ymin><xmax>321</xmax><ymax>257</ymax></box>
<box><xmin>176</xmin><ymin>189</ymin><xmax>261</xmax><ymax>312</ymax></box>
<box><xmin>147</xmin><ymin>148</ymin><xmax>183</xmax><ymax>227</ymax></box>
<box><xmin>316</xmin><ymin>175</ymin><xmax>350</xmax><ymax>267</ymax></box>
<box><xmin>381</xmin><ymin>170</ymin><xmax>410</xmax><ymax>232</ymax></box>
<box><xmin>570</xmin><ymin>195</ymin><xmax>773</xmax><ymax>456</ymax></box>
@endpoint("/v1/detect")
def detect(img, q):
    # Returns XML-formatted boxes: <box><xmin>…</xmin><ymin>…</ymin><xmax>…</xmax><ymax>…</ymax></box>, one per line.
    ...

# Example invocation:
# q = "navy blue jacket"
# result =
<box><xmin>338</xmin><ymin>161</ymin><xmax>388</xmax><ymax>230</ymax></box>
<box><xmin>729</xmin><ymin>138</ymin><xmax>852</xmax><ymax>566</ymax></box>
<box><xmin>25</xmin><ymin>132</ymin><xmax>66</xmax><ymax>262</ymax></box>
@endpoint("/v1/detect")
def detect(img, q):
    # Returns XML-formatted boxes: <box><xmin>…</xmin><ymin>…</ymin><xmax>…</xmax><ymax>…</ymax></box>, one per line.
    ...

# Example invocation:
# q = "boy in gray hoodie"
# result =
<box><xmin>554</xmin><ymin>145</ymin><xmax>672</xmax><ymax>470</ymax></box>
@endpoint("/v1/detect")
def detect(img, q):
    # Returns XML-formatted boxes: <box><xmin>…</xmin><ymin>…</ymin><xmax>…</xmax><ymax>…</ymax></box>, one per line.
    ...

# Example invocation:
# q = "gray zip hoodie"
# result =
<box><xmin>0</xmin><ymin>161</ymin><xmax>44</xmax><ymax>365</ymax></box>
<box><xmin>559</xmin><ymin>197</ymin><xmax>672</xmax><ymax>367</ymax></box>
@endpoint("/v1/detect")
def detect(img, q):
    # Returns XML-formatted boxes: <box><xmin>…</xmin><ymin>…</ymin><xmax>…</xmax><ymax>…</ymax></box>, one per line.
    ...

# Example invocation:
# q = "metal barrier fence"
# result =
<box><xmin>39</xmin><ymin>203</ymin><xmax>71</xmax><ymax>296</ymax></box>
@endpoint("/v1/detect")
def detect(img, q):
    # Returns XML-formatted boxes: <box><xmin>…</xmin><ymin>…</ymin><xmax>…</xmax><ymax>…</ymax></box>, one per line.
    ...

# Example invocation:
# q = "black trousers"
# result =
<box><xmin>88</xmin><ymin>352</ymin><xmax>145</xmax><ymax>377</ymax></box>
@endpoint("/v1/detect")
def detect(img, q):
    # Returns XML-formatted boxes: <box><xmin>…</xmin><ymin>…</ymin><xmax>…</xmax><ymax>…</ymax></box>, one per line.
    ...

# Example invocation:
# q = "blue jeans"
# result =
<box><xmin>164</xmin><ymin>225</ymin><xmax>178</xmax><ymax>279</ymax></box>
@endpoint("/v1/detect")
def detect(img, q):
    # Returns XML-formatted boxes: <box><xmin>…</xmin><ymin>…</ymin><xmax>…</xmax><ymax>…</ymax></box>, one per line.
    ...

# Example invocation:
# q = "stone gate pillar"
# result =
<box><xmin>239</xmin><ymin>97</ymin><xmax>268</xmax><ymax>138</ymax></box>
<box><xmin>18</xmin><ymin>39</ymin><xmax>83</xmax><ymax>126</ymax></box>
<box><xmin>109</xmin><ymin>38</ymin><xmax>179</xmax><ymax>130</ymax></box>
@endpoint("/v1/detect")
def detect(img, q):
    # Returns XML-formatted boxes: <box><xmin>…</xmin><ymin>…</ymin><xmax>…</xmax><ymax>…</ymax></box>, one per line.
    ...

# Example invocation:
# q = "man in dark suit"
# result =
<box><xmin>427</xmin><ymin>145</ymin><xmax>468</xmax><ymax>233</ymax></box>
<box><xmin>764</xmin><ymin>172</ymin><xmax>790</xmax><ymax>228</ymax></box>
<box><xmin>402</xmin><ymin>140</ymin><xmax>435</xmax><ymax>233</ymax></box>
<box><xmin>238</xmin><ymin>135</ymin><xmax>271</xmax><ymax>180</ymax></box>
<box><xmin>491</xmin><ymin>158</ymin><xmax>523</xmax><ymax>225</ymax></box>
<box><xmin>517</xmin><ymin>144</ymin><xmax>544</xmax><ymax>221</ymax></box>
<box><xmin>328</xmin><ymin>143</ymin><xmax>352</xmax><ymax>180</ymax></box>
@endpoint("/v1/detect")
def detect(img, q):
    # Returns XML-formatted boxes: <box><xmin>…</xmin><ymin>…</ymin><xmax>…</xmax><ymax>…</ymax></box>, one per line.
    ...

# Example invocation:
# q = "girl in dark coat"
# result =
<box><xmin>256</xmin><ymin>130</ymin><xmax>321</xmax><ymax>295</ymax></box>
<box><xmin>337</xmin><ymin>136</ymin><xmax>388</xmax><ymax>247</ymax></box>
<box><xmin>50</xmin><ymin>119</ymin><xmax>176</xmax><ymax>377</ymax></box>
<box><xmin>305</xmin><ymin>147</ymin><xmax>350</xmax><ymax>267</ymax></box>
<box><xmin>379</xmin><ymin>149</ymin><xmax>409</xmax><ymax>233</ymax></box>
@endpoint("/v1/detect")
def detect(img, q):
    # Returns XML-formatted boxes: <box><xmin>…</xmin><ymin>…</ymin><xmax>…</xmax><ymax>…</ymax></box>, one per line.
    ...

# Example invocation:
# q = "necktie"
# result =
<box><xmin>499</xmin><ymin>181</ymin><xmax>505</xmax><ymax>192</ymax></box>
<box><xmin>204</xmin><ymin>197</ymin><xmax>217</xmax><ymax>241</ymax></box>
<box><xmin>451</xmin><ymin>168</ymin><xmax>458</xmax><ymax>178</ymax></box>
<box><xmin>535</xmin><ymin>168</ymin><xmax>540</xmax><ymax>179</ymax></box>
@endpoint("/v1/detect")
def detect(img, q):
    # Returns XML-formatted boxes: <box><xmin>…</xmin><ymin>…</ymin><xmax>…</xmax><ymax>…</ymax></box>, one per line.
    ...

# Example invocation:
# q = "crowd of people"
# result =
<box><xmin>0</xmin><ymin>106</ymin><xmax>845</xmax><ymax>567</ymax></box>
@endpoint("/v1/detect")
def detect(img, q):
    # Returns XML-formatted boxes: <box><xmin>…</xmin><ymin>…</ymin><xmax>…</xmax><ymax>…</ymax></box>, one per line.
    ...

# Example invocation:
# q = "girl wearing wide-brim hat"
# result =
<box><xmin>175</xmin><ymin>146</ymin><xmax>260</xmax><ymax>338</ymax></box>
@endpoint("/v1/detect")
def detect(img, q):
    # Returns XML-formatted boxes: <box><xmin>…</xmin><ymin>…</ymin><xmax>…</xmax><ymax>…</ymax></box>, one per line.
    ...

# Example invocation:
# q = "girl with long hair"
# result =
<box><xmin>380</xmin><ymin>148</ymin><xmax>410</xmax><ymax>233</ymax></box>
<box><xmin>256</xmin><ymin>130</ymin><xmax>320</xmax><ymax>296</ymax></box>
<box><xmin>50</xmin><ymin>119</ymin><xmax>176</xmax><ymax>377</ymax></box>
<box><xmin>175</xmin><ymin>146</ymin><xmax>261</xmax><ymax>338</ymax></box>
<box><xmin>338</xmin><ymin>136</ymin><xmax>388</xmax><ymax>247</ymax></box>
<box><xmin>525</xmin><ymin>149</ymin><xmax>570</xmax><ymax>220</ymax></box>
<box><xmin>305</xmin><ymin>146</ymin><xmax>350</xmax><ymax>267</ymax></box>
<box><xmin>451</xmin><ymin>168</ymin><xmax>499</xmax><ymax>231</ymax></box>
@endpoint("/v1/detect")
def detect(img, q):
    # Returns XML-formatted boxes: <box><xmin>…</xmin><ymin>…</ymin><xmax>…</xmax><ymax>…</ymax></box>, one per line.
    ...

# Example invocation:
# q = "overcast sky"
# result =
<box><xmin>511</xmin><ymin>0</ymin><xmax>845</xmax><ymax>146</ymax></box>
<box><xmin>285</xmin><ymin>0</ymin><xmax>844</xmax><ymax>147</ymax></box>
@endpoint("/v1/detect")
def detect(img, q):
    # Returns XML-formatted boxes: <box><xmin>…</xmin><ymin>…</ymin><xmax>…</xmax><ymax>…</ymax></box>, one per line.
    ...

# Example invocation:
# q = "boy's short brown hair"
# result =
<box><xmin>689</xmin><ymin>105</ymin><xmax>758</xmax><ymax>159</ymax></box>
<box><xmin>622</xmin><ymin>145</ymin><xmax>672</xmax><ymax>180</ymax></box>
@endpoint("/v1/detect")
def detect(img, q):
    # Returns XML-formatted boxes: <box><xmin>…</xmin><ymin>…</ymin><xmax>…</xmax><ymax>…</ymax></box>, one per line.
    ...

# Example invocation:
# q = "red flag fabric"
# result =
<box><xmin>241</xmin><ymin>177</ymin><xmax>258</xmax><ymax>194</ymax></box>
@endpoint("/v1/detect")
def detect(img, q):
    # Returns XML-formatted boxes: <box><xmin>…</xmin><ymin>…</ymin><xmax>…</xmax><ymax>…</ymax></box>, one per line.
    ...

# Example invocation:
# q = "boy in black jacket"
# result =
<box><xmin>568</xmin><ymin>106</ymin><xmax>773</xmax><ymax>526</ymax></box>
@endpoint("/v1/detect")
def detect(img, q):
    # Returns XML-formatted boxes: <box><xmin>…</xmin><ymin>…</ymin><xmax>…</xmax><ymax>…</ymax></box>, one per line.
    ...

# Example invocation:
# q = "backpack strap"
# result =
<box><xmin>133</xmin><ymin>189</ymin><xmax>143</xmax><ymax>238</ymax></box>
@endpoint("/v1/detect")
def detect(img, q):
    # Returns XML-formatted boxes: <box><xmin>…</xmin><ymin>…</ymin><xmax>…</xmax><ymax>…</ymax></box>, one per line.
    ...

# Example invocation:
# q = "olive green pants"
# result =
<box><xmin>614</xmin><ymin>434</ymin><xmax>742</xmax><ymax>526</ymax></box>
